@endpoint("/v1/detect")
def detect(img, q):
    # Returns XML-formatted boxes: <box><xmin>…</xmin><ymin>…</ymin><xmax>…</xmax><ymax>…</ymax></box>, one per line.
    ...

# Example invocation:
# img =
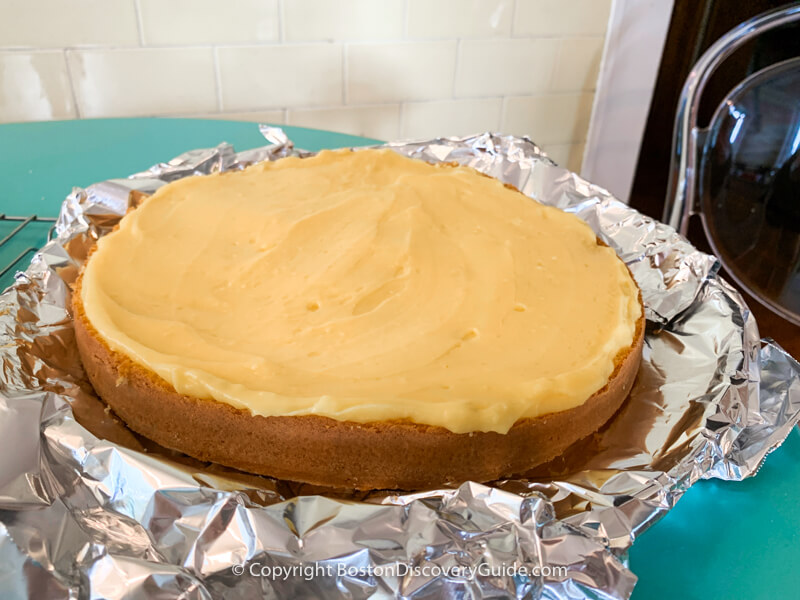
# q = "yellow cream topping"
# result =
<box><xmin>80</xmin><ymin>148</ymin><xmax>641</xmax><ymax>434</ymax></box>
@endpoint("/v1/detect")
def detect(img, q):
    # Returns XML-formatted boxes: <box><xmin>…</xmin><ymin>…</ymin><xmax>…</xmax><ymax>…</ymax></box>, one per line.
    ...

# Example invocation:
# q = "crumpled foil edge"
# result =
<box><xmin>0</xmin><ymin>127</ymin><xmax>797</xmax><ymax>600</ymax></box>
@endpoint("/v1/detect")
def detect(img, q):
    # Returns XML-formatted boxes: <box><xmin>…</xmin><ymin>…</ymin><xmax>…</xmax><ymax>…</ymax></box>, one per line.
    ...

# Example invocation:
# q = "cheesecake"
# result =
<box><xmin>72</xmin><ymin>148</ymin><xmax>644</xmax><ymax>489</ymax></box>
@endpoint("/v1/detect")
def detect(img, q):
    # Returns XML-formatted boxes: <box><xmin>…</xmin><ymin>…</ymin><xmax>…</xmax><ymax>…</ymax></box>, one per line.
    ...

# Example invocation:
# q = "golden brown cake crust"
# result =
<box><xmin>71</xmin><ymin>272</ymin><xmax>644</xmax><ymax>490</ymax></box>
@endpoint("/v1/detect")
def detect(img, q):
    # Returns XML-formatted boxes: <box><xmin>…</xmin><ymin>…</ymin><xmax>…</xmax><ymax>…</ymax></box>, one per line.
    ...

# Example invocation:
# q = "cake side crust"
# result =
<box><xmin>71</xmin><ymin>274</ymin><xmax>644</xmax><ymax>490</ymax></box>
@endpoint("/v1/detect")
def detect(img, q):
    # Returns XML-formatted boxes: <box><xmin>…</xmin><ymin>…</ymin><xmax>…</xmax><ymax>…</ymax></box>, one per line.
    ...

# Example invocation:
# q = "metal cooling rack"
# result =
<box><xmin>0</xmin><ymin>214</ymin><xmax>56</xmax><ymax>282</ymax></box>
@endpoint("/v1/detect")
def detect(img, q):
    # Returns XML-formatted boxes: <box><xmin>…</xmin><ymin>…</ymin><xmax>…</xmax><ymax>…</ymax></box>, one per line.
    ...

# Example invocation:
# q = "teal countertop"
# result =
<box><xmin>1</xmin><ymin>118</ymin><xmax>797</xmax><ymax>599</ymax></box>
<box><xmin>0</xmin><ymin>118</ymin><xmax>379</xmax><ymax>218</ymax></box>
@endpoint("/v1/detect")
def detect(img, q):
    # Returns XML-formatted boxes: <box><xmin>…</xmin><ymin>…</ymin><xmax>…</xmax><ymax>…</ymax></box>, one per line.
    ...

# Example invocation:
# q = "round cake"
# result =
<box><xmin>73</xmin><ymin>148</ymin><xmax>644</xmax><ymax>490</ymax></box>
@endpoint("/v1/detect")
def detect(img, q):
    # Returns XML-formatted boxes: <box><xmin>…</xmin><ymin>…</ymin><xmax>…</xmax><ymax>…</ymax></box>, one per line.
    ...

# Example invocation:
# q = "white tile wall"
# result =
<box><xmin>513</xmin><ymin>0</ymin><xmax>613</xmax><ymax>37</ymax></box>
<box><xmin>217</xmin><ymin>44</ymin><xmax>343</xmax><ymax>111</ymax></box>
<box><xmin>347</xmin><ymin>42</ymin><xmax>457</xmax><ymax>103</ymax></box>
<box><xmin>2</xmin><ymin>0</ymin><xmax>139</xmax><ymax>48</ymax></box>
<box><xmin>551</xmin><ymin>37</ymin><xmax>604</xmax><ymax>92</ymax></box>
<box><xmin>455</xmin><ymin>39</ymin><xmax>559</xmax><ymax>97</ymax></box>
<box><xmin>180</xmin><ymin>110</ymin><xmax>286</xmax><ymax>123</ymax></box>
<box><xmin>67</xmin><ymin>48</ymin><xmax>218</xmax><ymax>117</ymax></box>
<box><xmin>502</xmin><ymin>93</ymin><xmax>593</xmax><ymax>144</ymax></box>
<box><xmin>401</xmin><ymin>99</ymin><xmax>502</xmax><ymax>139</ymax></box>
<box><xmin>139</xmin><ymin>0</ymin><xmax>280</xmax><ymax>45</ymax></box>
<box><xmin>0</xmin><ymin>52</ymin><xmax>75</xmax><ymax>122</ymax></box>
<box><xmin>0</xmin><ymin>0</ymin><xmax>613</xmax><ymax>172</ymax></box>
<box><xmin>283</xmin><ymin>0</ymin><xmax>404</xmax><ymax>41</ymax></box>
<box><xmin>407</xmin><ymin>0</ymin><xmax>514</xmax><ymax>39</ymax></box>
<box><xmin>288</xmin><ymin>105</ymin><xmax>400</xmax><ymax>140</ymax></box>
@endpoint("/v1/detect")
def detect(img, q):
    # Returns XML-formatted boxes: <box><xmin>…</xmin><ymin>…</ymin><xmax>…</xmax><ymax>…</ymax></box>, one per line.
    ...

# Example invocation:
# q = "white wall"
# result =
<box><xmin>0</xmin><ymin>0</ymin><xmax>614</xmax><ymax>172</ymax></box>
<box><xmin>581</xmin><ymin>0</ymin><xmax>674</xmax><ymax>201</ymax></box>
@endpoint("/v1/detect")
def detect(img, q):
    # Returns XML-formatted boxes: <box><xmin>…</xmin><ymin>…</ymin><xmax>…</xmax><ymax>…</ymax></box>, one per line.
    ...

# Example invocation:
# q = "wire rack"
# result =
<box><xmin>0</xmin><ymin>214</ymin><xmax>57</xmax><ymax>286</ymax></box>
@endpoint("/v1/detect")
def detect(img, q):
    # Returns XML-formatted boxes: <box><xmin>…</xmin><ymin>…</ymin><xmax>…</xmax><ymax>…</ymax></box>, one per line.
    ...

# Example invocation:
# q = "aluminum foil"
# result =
<box><xmin>1</xmin><ymin>127</ymin><xmax>799</xmax><ymax>599</ymax></box>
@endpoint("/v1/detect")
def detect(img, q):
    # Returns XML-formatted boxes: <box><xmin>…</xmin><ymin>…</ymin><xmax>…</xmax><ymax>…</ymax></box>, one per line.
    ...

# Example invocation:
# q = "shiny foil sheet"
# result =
<box><xmin>1</xmin><ymin>127</ymin><xmax>799</xmax><ymax>600</ymax></box>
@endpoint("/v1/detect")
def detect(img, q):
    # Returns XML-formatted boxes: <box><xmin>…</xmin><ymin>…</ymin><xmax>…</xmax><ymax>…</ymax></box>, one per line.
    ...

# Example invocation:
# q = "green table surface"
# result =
<box><xmin>1</xmin><ymin>118</ymin><xmax>798</xmax><ymax>599</ymax></box>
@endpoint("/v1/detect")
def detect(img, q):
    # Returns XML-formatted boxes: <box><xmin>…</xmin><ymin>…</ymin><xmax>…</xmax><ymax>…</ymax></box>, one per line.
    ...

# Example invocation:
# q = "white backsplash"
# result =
<box><xmin>0</xmin><ymin>0</ymin><xmax>611</xmax><ymax>172</ymax></box>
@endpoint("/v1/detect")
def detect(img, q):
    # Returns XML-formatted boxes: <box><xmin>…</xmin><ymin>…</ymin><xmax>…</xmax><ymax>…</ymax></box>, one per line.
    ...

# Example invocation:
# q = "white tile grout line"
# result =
<box><xmin>0</xmin><ymin>35</ymin><xmax>605</xmax><ymax>54</ymax></box>
<box><xmin>62</xmin><ymin>50</ymin><xmax>82</xmax><ymax>119</ymax></box>
<box><xmin>278</xmin><ymin>0</ymin><xmax>285</xmax><ymax>43</ymax></box>
<box><xmin>133</xmin><ymin>0</ymin><xmax>145</xmax><ymax>46</ymax></box>
<box><xmin>398</xmin><ymin>102</ymin><xmax>406</xmax><ymax>138</ymax></box>
<box><xmin>195</xmin><ymin>103</ymin><xmax>401</xmax><ymax>116</ymax></box>
<box><xmin>342</xmin><ymin>44</ymin><xmax>348</xmax><ymax>105</ymax></box>
<box><xmin>395</xmin><ymin>102</ymin><xmax>403</xmax><ymax>138</ymax></box>
<box><xmin>452</xmin><ymin>38</ymin><xmax>461</xmax><ymax>98</ymax></box>
<box><xmin>510</xmin><ymin>0</ymin><xmax>519</xmax><ymax>38</ymax></box>
<box><xmin>545</xmin><ymin>38</ymin><xmax>562</xmax><ymax>93</ymax></box>
<box><xmin>166</xmin><ymin>93</ymin><xmax>598</xmax><ymax>121</ymax></box>
<box><xmin>212</xmin><ymin>47</ymin><xmax>224</xmax><ymax>111</ymax></box>
<box><xmin>200</xmin><ymin>100</ymin><xmax>529</xmax><ymax>116</ymax></box>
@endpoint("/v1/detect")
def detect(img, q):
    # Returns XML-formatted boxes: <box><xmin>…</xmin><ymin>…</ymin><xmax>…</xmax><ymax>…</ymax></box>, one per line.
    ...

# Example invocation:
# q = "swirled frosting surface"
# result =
<box><xmin>80</xmin><ymin>148</ymin><xmax>641</xmax><ymax>434</ymax></box>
